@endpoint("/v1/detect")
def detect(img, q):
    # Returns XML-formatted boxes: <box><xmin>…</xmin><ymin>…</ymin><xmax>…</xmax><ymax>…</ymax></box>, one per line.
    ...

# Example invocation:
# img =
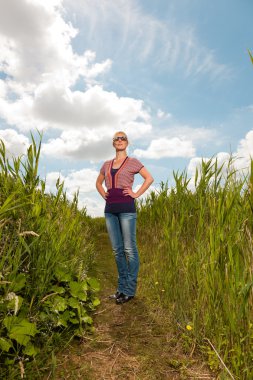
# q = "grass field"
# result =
<box><xmin>136</xmin><ymin>159</ymin><xmax>253</xmax><ymax>379</ymax></box>
<box><xmin>0</xmin><ymin>137</ymin><xmax>252</xmax><ymax>379</ymax></box>
<box><xmin>0</xmin><ymin>137</ymin><xmax>99</xmax><ymax>379</ymax></box>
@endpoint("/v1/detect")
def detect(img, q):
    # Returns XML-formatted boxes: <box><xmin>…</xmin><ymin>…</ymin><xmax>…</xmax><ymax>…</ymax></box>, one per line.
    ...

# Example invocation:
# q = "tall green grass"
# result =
<box><xmin>0</xmin><ymin>135</ymin><xmax>98</xmax><ymax>379</ymax></box>
<box><xmin>137</xmin><ymin>158</ymin><xmax>253</xmax><ymax>379</ymax></box>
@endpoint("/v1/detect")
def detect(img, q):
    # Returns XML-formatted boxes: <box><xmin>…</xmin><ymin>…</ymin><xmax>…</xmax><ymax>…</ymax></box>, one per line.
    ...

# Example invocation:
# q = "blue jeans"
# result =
<box><xmin>105</xmin><ymin>212</ymin><xmax>139</xmax><ymax>296</ymax></box>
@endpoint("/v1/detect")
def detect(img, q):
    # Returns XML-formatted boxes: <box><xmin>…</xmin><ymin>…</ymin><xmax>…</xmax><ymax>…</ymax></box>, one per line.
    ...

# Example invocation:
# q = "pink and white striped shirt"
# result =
<box><xmin>100</xmin><ymin>157</ymin><xmax>144</xmax><ymax>190</ymax></box>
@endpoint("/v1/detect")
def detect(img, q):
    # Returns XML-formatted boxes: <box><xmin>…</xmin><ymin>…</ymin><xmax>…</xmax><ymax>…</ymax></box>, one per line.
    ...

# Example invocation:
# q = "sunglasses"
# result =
<box><xmin>113</xmin><ymin>136</ymin><xmax>128</xmax><ymax>142</ymax></box>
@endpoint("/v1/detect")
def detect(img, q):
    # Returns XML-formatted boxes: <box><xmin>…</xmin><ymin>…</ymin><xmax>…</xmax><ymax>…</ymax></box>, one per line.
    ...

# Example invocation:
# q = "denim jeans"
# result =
<box><xmin>105</xmin><ymin>212</ymin><xmax>139</xmax><ymax>296</ymax></box>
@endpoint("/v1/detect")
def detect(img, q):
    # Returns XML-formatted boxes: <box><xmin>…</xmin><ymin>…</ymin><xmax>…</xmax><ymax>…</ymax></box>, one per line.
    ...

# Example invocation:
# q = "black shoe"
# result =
<box><xmin>116</xmin><ymin>294</ymin><xmax>134</xmax><ymax>304</ymax></box>
<box><xmin>108</xmin><ymin>291</ymin><xmax>122</xmax><ymax>300</ymax></box>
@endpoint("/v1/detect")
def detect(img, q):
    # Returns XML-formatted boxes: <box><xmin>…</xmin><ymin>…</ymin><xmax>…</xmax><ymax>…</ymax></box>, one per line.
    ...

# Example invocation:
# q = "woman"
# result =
<box><xmin>96</xmin><ymin>131</ymin><xmax>154</xmax><ymax>304</ymax></box>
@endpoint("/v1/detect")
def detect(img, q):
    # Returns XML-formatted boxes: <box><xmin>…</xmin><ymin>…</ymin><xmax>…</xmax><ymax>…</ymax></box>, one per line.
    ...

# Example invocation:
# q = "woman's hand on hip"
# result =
<box><xmin>123</xmin><ymin>188</ymin><xmax>138</xmax><ymax>198</ymax></box>
<box><xmin>104</xmin><ymin>191</ymin><xmax>109</xmax><ymax>199</ymax></box>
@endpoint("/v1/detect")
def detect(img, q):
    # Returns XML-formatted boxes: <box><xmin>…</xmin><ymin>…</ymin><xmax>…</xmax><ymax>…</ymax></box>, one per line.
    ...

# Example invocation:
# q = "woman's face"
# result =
<box><xmin>113</xmin><ymin>133</ymin><xmax>128</xmax><ymax>151</ymax></box>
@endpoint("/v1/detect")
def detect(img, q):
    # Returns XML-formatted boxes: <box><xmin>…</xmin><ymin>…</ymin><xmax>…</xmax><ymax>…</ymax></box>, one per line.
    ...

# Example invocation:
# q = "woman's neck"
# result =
<box><xmin>115</xmin><ymin>151</ymin><xmax>127</xmax><ymax>161</ymax></box>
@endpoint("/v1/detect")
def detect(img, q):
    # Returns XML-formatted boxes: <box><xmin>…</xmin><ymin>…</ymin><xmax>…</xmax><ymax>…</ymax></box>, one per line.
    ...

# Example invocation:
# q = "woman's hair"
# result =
<box><xmin>112</xmin><ymin>131</ymin><xmax>129</xmax><ymax>145</ymax></box>
<box><xmin>113</xmin><ymin>131</ymin><xmax>127</xmax><ymax>139</ymax></box>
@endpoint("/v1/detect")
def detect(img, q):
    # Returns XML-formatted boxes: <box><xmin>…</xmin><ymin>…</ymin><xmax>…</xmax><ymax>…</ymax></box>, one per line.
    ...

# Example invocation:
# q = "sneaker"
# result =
<box><xmin>116</xmin><ymin>294</ymin><xmax>134</xmax><ymax>304</ymax></box>
<box><xmin>108</xmin><ymin>291</ymin><xmax>122</xmax><ymax>300</ymax></box>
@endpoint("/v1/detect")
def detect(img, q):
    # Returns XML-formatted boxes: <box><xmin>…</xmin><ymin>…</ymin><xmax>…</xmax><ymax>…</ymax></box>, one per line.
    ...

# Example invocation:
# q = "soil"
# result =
<box><xmin>50</xmin><ymin>232</ymin><xmax>215</xmax><ymax>380</ymax></box>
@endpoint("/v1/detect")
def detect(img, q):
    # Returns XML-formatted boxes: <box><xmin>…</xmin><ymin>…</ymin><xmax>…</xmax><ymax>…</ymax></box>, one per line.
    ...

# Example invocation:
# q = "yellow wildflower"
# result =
<box><xmin>186</xmin><ymin>324</ymin><xmax>193</xmax><ymax>331</ymax></box>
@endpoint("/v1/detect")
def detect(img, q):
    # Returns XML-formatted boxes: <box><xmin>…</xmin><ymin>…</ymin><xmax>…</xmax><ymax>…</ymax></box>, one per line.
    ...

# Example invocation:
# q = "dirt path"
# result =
<box><xmin>53</xmin><ymin>233</ymin><xmax>215</xmax><ymax>380</ymax></box>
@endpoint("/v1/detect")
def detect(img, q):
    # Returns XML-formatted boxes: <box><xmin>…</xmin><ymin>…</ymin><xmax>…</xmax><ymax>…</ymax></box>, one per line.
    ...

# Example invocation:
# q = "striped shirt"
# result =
<box><xmin>100</xmin><ymin>156</ymin><xmax>144</xmax><ymax>213</ymax></box>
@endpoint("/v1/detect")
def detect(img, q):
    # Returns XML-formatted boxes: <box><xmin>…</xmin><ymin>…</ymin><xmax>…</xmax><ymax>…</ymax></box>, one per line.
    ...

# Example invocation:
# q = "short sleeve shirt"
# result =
<box><xmin>100</xmin><ymin>156</ymin><xmax>144</xmax><ymax>213</ymax></box>
<box><xmin>100</xmin><ymin>157</ymin><xmax>144</xmax><ymax>190</ymax></box>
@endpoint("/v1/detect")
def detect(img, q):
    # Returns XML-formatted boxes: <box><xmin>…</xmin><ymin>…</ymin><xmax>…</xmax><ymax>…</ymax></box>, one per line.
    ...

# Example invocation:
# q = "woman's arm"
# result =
<box><xmin>123</xmin><ymin>167</ymin><xmax>154</xmax><ymax>199</ymax></box>
<box><xmin>96</xmin><ymin>173</ymin><xmax>108</xmax><ymax>200</ymax></box>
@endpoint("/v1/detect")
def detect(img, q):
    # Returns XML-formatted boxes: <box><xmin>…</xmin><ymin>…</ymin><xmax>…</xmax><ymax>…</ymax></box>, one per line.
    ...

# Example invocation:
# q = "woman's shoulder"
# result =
<box><xmin>126</xmin><ymin>157</ymin><xmax>144</xmax><ymax>171</ymax></box>
<box><xmin>127</xmin><ymin>156</ymin><xmax>142</xmax><ymax>164</ymax></box>
<box><xmin>100</xmin><ymin>159</ymin><xmax>113</xmax><ymax>172</ymax></box>
<box><xmin>103</xmin><ymin>158</ymin><xmax>113</xmax><ymax>165</ymax></box>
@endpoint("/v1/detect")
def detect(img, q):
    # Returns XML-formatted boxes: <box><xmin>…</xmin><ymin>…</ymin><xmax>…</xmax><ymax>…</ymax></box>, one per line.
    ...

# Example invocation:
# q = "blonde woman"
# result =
<box><xmin>96</xmin><ymin>131</ymin><xmax>154</xmax><ymax>304</ymax></box>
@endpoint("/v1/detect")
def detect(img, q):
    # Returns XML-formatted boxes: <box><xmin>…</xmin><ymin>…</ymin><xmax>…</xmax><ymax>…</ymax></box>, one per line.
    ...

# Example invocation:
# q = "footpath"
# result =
<box><xmin>52</xmin><ymin>232</ymin><xmax>214</xmax><ymax>380</ymax></box>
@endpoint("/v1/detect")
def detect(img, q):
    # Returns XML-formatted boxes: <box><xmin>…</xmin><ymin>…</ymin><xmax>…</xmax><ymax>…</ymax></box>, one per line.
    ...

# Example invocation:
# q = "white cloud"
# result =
<box><xmin>134</xmin><ymin>137</ymin><xmax>195</xmax><ymax>159</ymax></box>
<box><xmin>0</xmin><ymin>83</ymin><xmax>152</xmax><ymax>136</ymax></box>
<box><xmin>187</xmin><ymin>156</ymin><xmax>208</xmax><ymax>179</ymax></box>
<box><xmin>45</xmin><ymin>171</ymin><xmax>64</xmax><ymax>191</ymax></box>
<box><xmin>37</xmin><ymin>85</ymin><xmax>152</xmax><ymax>161</ymax></box>
<box><xmin>187</xmin><ymin>152</ymin><xmax>231</xmax><ymax>176</ymax></box>
<box><xmin>157</xmin><ymin>109</ymin><xmax>172</xmax><ymax>119</ymax></box>
<box><xmin>46</xmin><ymin>168</ymin><xmax>99</xmax><ymax>194</ymax></box>
<box><xmin>235</xmin><ymin>130</ymin><xmax>253</xmax><ymax>171</ymax></box>
<box><xmin>0</xmin><ymin>0</ymin><xmax>111</xmax><ymax>88</ymax></box>
<box><xmin>126</xmin><ymin>124</ymin><xmax>217</xmax><ymax>164</ymax></box>
<box><xmin>187</xmin><ymin>152</ymin><xmax>233</xmax><ymax>191</ymax></box>
<box><xmin>0</xmin><ymin>0</ymin><xmax>113</xmax><ymax>133</ymax></box>
<box><xmin>45</xmin><ymin>168</ymin><xmax>105</xmax><ymax>216</ymax></box>
<box><xmin>80</xmin><ymin>196</ymin><xmax>105</xmax><ymax>217</ymax></box>
<box><xmin>0</xmin><ymin>129</ymin><xmax>29</xmax><ymax>157</ymax></box>
<box><xmin>0</xmin><ymin>0</ymin><xmax>152</xmax><ymax>163</ymax></box>
<box><xmin>152</xmin><ymin>123</ymin><xmax>217</xmax><ymax>143</ymax></box>
<box><xmin>64</xmin><ymin>168</ymin><xmax>99</xmax><ymax>194</ymax></box>
<box><xmin>133</xmin><ymin>184</ymin><xmax>159</xmax><ymax>201</ymax></box>
<box><xmin>41</xmin><ymin>120</ymin><xmax>152</xmax><ymax>162</ymax></box>
<box><xmin>171</xmin><ymin>126</ymin><xmax>217</xmax><ymax>144</ymax></box>
<box><xmin>32</xmin><ymin>85</ymin><xmax>150</xmax><ymax>129</ymax></box>
<box><xmin>0</xmin><ymin>80</ymin><xmax>7</xmax><ymax>98</ymax></box>
<box><xmin>237</xmin><ymin>130</ymin><xmax>253</xmax><ymax>160</ymax></box>
<box><xmin>186</xmin><ymin>128</ymin><xmax>253</xmax><ymax>191</ymax></box>
<box><xmin>42</xmin><ymin>130</ymin><xmax>113</xmax><ymax>161</ymax></box>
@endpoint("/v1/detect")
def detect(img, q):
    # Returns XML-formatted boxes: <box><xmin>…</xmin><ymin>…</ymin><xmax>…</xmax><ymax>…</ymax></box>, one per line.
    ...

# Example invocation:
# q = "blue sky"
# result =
<box><xmin>0</xmin><ymin>0</ymin><xmax>253</xmax><ymax>216</ymax></box>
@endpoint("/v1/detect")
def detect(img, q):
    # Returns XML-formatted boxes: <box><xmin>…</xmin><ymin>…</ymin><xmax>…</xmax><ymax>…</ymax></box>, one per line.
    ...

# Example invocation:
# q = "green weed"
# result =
<box><xmin>0</xmin><ymin>135</ymin><xmax>99</xmax><ymax>379</ymax></box>
<box><xmin>137</xmin><ymin>157</ymin><xmax>253</xmax><ymax>379</ymax></box>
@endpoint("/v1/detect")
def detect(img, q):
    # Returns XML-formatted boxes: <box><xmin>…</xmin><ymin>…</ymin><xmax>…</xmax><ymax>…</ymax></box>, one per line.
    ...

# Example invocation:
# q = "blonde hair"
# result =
<box><xmin>113</xmin><ymin>131</ymin><xmax>128</xmax><ymax>140</ymax></box>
